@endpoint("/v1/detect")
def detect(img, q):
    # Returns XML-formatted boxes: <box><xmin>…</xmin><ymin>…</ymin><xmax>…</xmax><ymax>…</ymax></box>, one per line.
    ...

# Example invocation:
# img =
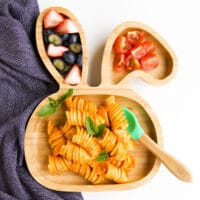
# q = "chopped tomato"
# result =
<box><xmin>140</xmin><ymin>53</ymin><xmax>159</xmax><ymax>70</ymax></box>
<box><xmin>131</xmin><ymin>44</ymin><xmax>146</xmax><ymax>59</ymax></box>
<box><xmin>113</xmin><ymin>54</ymin><xmax>126</xmax><ymax>71</ymax></box>
<box><xmin>113</xmin><ymin>36</ymin><xmax>130</xmax><ymax>54</ymax></box>
<box><xmin>141</xmin><ymin>41</ymin><xmax>155</xmax><ymax>54</ymax></box>
<box><xmin>125</xmin><ymin>55</ymin><xmax>141</xmax><ymax>71</ymax></box>
<box><xmin>126</xmin><ymin>31</ymin><xmax>145</xmax><ymax>45</ymax></box>
<box><xmin>113</xmin><ymin>30</ymin><xmax>159</xmax><ymax>73</ymax></box>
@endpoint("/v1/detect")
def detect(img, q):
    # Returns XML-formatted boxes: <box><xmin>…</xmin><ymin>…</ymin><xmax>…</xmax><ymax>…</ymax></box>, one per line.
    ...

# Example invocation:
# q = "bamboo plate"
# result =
<box><xmin>24</xmin><ymin>7</ymin><xmax>177</xmax><ymax>192</ymax></box>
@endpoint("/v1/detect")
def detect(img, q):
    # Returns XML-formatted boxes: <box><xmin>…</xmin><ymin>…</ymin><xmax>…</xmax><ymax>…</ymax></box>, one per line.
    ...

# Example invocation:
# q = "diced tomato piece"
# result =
<box><xmin>43</xmin><ymin>10</ymin><xmax>64</xmax><ymax>29</ymax></box>
<box><xmin>140</xmin><ymin>53</ymin><xmax>159</xmax><ymax>70</ymax></box>
<box><xmin>54</xmin><ymin>19</ymin><xmax>78</xmax><ymax>34</ymax></box>
<box><xmin>125</xmin><ymin>55</ymin><xmax>141</xmax><ymax>71</ymax></box>
<box><xmin>113</xmin><ymin>54</ymin><xmax>126</xmax><ymax>71</ymax></box>
<box><xmin>113</xmin><ymin>36</ymin><xmax>130</xmax><ymax>54</ymax></box>
<box><xmin>47</xmin><ymin>44</ymin><xmax>68</xmax><ymax>57</ymax></box>
<box><xmin>141</xmin><ymin>41</ymin><xmax>155</xmax><ymax>54</ymax></box>
<box><xmin>126</xmin><ymin>31</ymin><xmax>145</xmax><ymax>45</ymax></box>
<box><xmin>131</xmin><ymin>44</ymin><xmax>146</xmax><ymax>59</ymax></box>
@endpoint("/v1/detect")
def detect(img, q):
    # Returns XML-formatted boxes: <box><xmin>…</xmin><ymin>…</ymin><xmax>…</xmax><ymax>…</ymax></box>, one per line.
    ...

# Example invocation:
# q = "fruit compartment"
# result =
<box><xmin>101</xmin><ymin>21</ymin><xmax>177</xmax><ymax>86</ymax></box>
<box><xmin>36</xmin><ymin>7</ymin><xmax>88</xmax><ymax>86</ymax></box>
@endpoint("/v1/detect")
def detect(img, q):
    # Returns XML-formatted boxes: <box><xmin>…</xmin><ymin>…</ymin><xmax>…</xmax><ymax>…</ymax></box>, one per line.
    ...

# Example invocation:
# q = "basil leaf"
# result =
<box><xmin>86</xmin><ymin>117</ymin><xmax>106</xmax><ymax>137</ymax></box>
<box><xmin>37</xmin><ymin>104</ymin><xmax>57</xmax><ymax>117</ymax></box>
<box><xmin>96</xmin><ymin>150</ymin><xmax>109</xmax><ymax>162</ymax></box>
<box><xmin>57</xmin><ymin>88</ymin><xmax>73</xmax><ymax>104</ymax></box>
<box><xmin>38</xmin><ymin>89</ymin><xmax>73</xmax><ymax>117</ymax></box>
<box><xmin>86</xmin><ymin>117</ymin><xmax>98</xmax><ymax>135</ymax></box>
<box><xmin>48</xmin><ymin>97</ymin><xmax>59</xmax><ymax>107</ymax></box>
<box><xmin>95</xmin><ymin>124</ymin><xmax>106</xmax><ymax>137</ymax></box>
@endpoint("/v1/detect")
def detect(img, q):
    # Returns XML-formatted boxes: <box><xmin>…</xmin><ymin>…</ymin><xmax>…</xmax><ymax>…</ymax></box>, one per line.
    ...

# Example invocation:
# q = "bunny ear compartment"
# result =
<box><xmin>36</xmin><ymin>7</ymin><xmax>88</xmax><ymax>87</ymax></box>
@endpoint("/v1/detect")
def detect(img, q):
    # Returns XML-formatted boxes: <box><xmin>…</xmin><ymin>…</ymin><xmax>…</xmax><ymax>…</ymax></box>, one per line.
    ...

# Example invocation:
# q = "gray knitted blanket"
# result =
<box><xmin>0</xmin><ymin>0</ymin><xmax>83</xmax><ymax>199</ymax></box>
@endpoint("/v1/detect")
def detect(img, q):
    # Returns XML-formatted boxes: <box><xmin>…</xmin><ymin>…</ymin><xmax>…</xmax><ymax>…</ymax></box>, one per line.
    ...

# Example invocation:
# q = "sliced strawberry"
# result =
<box><xmin>64</xmin><ymin>64</ymin><xmax>81</xmax><ymax>85</ymax></box>
<box><xmin>54</xmin><ymin>19</ymin><xmax>78</xmax><ymax>34</ymax></box>
<box><xmin>47</xmin><ymin>44</ymin><xmax>68</xmax><ymax>57</ymax></box>
<box><xmin>43</xmin><ymin>10</ymin><xmax>64</xmax><ymax>29</ymax></box>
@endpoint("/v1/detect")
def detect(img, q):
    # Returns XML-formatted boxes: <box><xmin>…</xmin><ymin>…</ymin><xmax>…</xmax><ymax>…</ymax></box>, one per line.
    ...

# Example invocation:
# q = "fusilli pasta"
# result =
<box><xmin>46</xmin><ymin>95</ymin><xmax>136</xmax><ymax>184</ymax></box>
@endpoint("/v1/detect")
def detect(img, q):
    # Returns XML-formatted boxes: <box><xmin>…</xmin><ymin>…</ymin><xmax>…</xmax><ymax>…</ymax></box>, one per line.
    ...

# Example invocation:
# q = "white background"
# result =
<box><xmin>38</xmin><ymin>0</ymin><xmax>200</xmax><ymax>199</ymax></box>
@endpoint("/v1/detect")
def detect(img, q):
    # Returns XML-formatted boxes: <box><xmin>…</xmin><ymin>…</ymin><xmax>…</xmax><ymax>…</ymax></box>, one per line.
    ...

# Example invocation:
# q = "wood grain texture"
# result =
<box><xmin>139</xmin><ymin>133</ymin><xmax>192</xmax><ymax>182</ymax></box>
<box><xmin>24</xmin><ymin>7</ymin><xmax>178</xmax><ymax>192</ymax></box>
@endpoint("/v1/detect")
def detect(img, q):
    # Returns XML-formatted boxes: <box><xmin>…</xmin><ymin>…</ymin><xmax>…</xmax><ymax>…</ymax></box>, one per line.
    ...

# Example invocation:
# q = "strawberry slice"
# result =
<box><xmin>54</xmin><ymin>19</ymin><xmax>78</xmax><ymax>34</ymax></box>
<box><xmin>64</xmin><ymin>64</ymin><xmax>81</xmax><ymax>85</ymax></box>
<box><xmin>43</xmin><ymin>10</ymin><xmax>64</xmax><ymax>29</ymax></box>
<box><xmin>47</xmin><ymin>44</ymin><xmax>68</xmax><ymax>57</ymax></box>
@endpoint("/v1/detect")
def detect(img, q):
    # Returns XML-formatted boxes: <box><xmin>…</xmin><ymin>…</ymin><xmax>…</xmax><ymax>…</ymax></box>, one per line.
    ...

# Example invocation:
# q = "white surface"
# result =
<box><xmin>38</xmin><ymin>0</ymin><xmax>200</xmax><ymax>199</ymax></box>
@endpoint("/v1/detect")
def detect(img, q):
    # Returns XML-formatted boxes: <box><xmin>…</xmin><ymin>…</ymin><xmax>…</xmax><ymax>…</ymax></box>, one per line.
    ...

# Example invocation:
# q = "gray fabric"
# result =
<box><xmin>0</xmin><ymin>0</ymin><xmax>83</xmax><ymax>199</ymax></box>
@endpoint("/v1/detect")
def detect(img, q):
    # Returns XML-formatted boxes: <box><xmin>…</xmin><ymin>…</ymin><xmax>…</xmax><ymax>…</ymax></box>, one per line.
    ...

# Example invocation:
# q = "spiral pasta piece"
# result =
<box><xmin>69</xmin><ymin>162</ymin><xmax>105</xmax><ymax>184</ymax></box>
<box><xmin>47</xmin><ymin>121</ymin><xmax>66</xmax><ymax>155</ymax></box>
<box><xmin>48</xmin><ymin>155</ymin><xmax>71</xmax><ymax>173</ymax></box>
<box><xmin>59</xmin><ymin>140</ymin><xmax>91</xmax><ymax>164</ymax></box>
<box><xmin>72</xmin><ymin>126</ymin><xmax>102</xmax><ymax>159</ymax></box>
<box><xmin>105</xmin><ymin>163</ymin><xmax>129</xmax><ymax>183</ymax></box>
<box><xmin>109</xmin><ymin>155</ymin><xmax>135</xmax><ymax>170</ymax></box>
<box><xmin>114</xmin><ymin>129</ymin><xmax>135</xmax><ymax>151</ymax></box>
<box><xmin>98</xmin><ymin>128</ymin><xmax>117</xmax><ymax>153</ymax></box>
<box><xmin>97</xmin><ymin>106</ymin><xmax>110</xmax><ymax>127</ymax></box>
<box><xmin>66</xmin><ymin>110</ymin><xmax>105</xmax><ymax>127</ymax></box>
<box><xmin>106</xmin><ymin>96</ymin><xmax>128</xmax><ymax>131</ymax></box>
<box><xmin>99</xmin><ymin>128</ymin><xmax>126</xmax><ymax>161</ymax></box>
<box><xmin>47</xmin><ymin>121</ymin><xmax>54</xmax><ymax>136</ymax></box>
<box><xmin>110</xmin><ymin>141</ymin><xmax>127</xmax><ymax>161</ymax></box>
<box><xmin>61</xmin><ymin>121</ymin><xmax>77</xmax><ymax>140</ymax></box>
<box><xmin>65</xmin><ymin>96</ymin><xmax>97</xmax><ymax>113</ymax></box>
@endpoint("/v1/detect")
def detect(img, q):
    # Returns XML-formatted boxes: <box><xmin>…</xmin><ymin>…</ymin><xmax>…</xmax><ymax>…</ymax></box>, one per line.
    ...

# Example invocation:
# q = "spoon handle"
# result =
<box><xmin>139</xmin><ymin>133</ymin><xmax>192</xmax><ymax>182</ymax></box>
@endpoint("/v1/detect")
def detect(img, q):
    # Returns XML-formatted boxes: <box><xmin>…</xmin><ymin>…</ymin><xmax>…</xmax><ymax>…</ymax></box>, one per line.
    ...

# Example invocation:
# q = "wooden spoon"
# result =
<box><xmin>123</xmin><ymin>106</ymin><xmax>192</xmax><ymax>182</ymax></box>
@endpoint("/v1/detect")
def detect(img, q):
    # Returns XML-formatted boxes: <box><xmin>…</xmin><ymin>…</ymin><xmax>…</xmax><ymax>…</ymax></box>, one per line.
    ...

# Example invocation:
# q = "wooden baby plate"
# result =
<box><xmin>24</xmin><ymin>7</ymin><xmax>177</xmax><ymax>191</ymax></box>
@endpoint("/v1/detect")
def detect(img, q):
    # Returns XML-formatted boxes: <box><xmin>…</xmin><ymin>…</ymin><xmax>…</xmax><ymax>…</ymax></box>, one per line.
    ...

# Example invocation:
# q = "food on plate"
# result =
<box><xmin>65</xmin><ymin>96</ymin><xmax>97</xmax><ymax>113</ymax></box>
<box><xmin>113</xmin><ymin>30</ymin><xmax>159</xmax><ymax>72</ymax></box>
<box><xmin>42</xmin><ymin>9</ymin><xmax>82</xmax><ymax>85</ymax></box>
<box><xmin>46</xmin><ymin>95</ymin><xmax>135</xmax><ymax>184</ymax></box>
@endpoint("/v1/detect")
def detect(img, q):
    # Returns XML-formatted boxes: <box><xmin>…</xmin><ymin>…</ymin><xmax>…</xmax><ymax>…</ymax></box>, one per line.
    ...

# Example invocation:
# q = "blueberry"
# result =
<box><xmin>69</xmin><ymin>33</ymin><xmax>80</xmax><ymax>44</ymax></box>
<box><xmin>43</xmin><ymin>29</ymin><xmax>54</xmax><ymax>45</ymax></box>
<box><xmin>60</xmin><ymin>34</ymin><xmax>69</xmax><ymax>41</ymax></box>
<box><xmin>76</xmin><ymin>53</ymin><xmax>82</xmax><ymax>68</ymax></box>
<box><xmin>69</xmin><ymin>43</ymin><xmax>82</xmax><ymax>53</ymax></box>
<box><xmin>61</xmin><ymin>64</ymin><xmax>72</xmax><ymax>75</ymax></box>
<box><xmin>53</xmin><ymin>58</ymin><xmax>65</xmax><ymax>71</ymax></box>
<box><xmin>63</xmin><ymin>40</ymin><xmax>69</xmax><ymax>47</ymax></box>
<box><xmin>48</xmin><ymin>34</ymin><xmax>62</xmax><ymax>46</ymax></box>
<box><xmin>43</xmin><ymin>29</ymin><xmax>54</xmax><ymax>36</ymax></box>
<box><xmin>52</xmin><ymin>58</ymin><xmax>72</xmax><ymax>76</ymax></box>
<box><xmin>63</xmin><ymin>51</ymin><xmax>76</xmax><ymax>65</ymax></box>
